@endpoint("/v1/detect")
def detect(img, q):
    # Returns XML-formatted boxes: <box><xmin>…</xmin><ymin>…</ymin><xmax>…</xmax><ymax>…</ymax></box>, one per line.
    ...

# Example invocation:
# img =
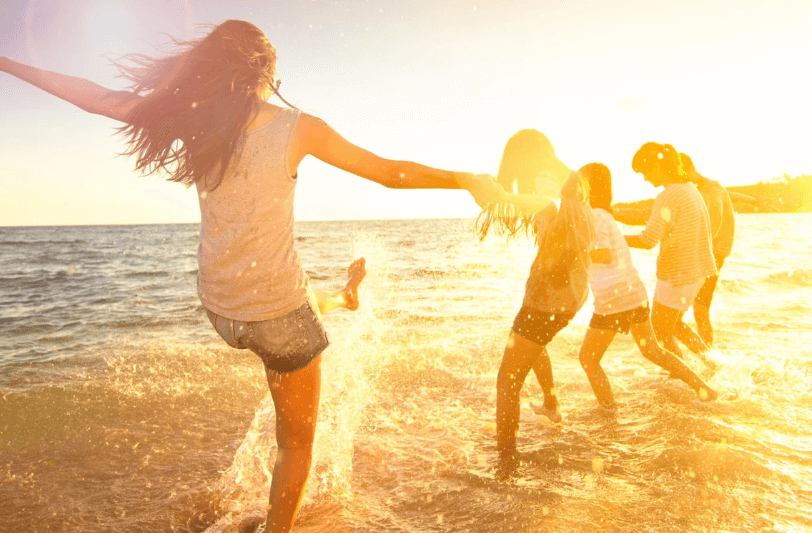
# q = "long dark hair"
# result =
<box><xmin>475</xmin><ymin>129</ymin><xmax>559</xmax><ymax>240</ymax></box>
<box><xmin>114</xmin><ymin>20</ymin><xmax>290</xmax><ymax>190</ymax></box>
<box><xmin>580</xmin><ymin>162</ymin><xmax>613</xmax><ymax>212</ymax></box>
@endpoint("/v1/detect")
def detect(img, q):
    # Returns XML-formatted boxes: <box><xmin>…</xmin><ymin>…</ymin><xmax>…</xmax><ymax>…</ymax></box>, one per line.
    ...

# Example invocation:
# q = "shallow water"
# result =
<box><xmin>1</xmin><ymin>215</ymin><xmax>811</xmax><ymax>532</ymax></box>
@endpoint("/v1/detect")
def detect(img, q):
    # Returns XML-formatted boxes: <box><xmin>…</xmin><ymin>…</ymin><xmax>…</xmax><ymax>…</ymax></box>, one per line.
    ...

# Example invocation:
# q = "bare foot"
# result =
<box><xmin>530</xmin><ymin>402</ymin><xmax>562</xmax><ymax>423</ymax></box>
<box><xmin>342</xmin><ymin>257</ymin><xmax>366</xmax><ymax>311</ymax></box>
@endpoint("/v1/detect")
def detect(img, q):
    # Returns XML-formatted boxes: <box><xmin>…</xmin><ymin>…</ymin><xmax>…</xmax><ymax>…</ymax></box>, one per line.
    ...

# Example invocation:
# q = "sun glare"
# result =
<box><xmin>85</xmin><ymin>1</ymin><xmax>134</xmax><ymax>52</ymax></box>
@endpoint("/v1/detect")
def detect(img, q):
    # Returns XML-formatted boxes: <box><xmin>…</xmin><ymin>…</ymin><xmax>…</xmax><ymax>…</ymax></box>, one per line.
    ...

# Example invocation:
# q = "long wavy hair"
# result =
<box><xmin>114</xmin><ymin>20</ymin><xmax>291</xmax><ymax>190</ymax></box>
<box><xmin>475</xmin><ymin>129</ymin><xmax>562</xmax><ymax>240</ymax></box>
<box><xmin>580</xmin><ymin>162</ymin><xmax>613</xmax><ymax>213</ymax></box>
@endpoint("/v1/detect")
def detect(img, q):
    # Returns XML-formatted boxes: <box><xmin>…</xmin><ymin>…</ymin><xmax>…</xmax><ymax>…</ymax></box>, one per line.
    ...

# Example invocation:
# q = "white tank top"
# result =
<box><xmin>195</xmin><ymin>108</ymin><xmax>308</xmax><ymax>321</ymax></box>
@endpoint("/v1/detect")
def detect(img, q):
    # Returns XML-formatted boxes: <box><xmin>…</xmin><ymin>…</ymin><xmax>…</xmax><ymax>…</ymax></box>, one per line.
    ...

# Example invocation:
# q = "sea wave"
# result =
<box><xmin>721</xmin><ymin>267</ymin><xmax>812</xmax><ymax>293</ymax></box>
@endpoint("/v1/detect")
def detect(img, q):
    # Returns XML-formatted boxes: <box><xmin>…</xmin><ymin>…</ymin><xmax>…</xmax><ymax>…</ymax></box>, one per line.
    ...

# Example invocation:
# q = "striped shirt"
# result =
<box><xmin>638</xmin><ymin>183</ymin><xmax>717</xmax><ymax>287</ymax></box>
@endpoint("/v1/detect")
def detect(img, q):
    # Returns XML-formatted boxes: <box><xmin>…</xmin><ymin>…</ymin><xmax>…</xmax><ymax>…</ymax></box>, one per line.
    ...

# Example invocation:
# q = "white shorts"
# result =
<box><xmin>653</xmin><ymin>278</ymin><xmax>706</xmax><ymax>312</ymax></box>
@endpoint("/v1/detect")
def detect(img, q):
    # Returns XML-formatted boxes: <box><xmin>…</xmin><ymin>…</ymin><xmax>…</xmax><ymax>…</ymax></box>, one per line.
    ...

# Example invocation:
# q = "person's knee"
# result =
<box><xmin>579</xmin><ymin>350</ymin><xmax>595</xmax><ymax>370</ymax></box>
<box><xmin>278</xmin><ymin>433</ymin><xmax>315</xmax><ymax>454</ymax></box>
<box><xmin>638</xmin><ymin>345</ymin><xmax>661</xmax><ymax>365</ymax></box>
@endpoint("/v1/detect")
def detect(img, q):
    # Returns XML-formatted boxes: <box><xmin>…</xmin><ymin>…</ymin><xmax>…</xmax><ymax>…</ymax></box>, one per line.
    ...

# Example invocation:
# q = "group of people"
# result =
<box><xmin>479</xmin><ymin>132</ymin><xmax>734</xmax><ymax>472</ymax></box>
<box><xmin>1</xmin><ymin>19</ymin><xmax>734</xmax><ymax>533</ymax></box>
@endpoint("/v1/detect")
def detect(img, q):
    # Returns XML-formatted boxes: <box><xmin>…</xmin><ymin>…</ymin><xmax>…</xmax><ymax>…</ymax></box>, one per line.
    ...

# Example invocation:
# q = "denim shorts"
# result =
<box><xmin>204</xmin><ymin>293</ymin><xmax>329</xmax><ymax>375</ymax></box>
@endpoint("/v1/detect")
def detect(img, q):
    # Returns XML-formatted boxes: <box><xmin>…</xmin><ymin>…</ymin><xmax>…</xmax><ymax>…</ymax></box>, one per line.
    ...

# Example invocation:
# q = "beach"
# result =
<box><xmin>2</xmin><ymin>214</ymin><xmax>811</xmax><ymax>532</ymax></box>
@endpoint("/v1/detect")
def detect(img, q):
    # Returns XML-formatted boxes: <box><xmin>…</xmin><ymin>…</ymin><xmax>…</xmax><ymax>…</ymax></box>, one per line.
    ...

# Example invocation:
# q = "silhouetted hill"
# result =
<box><xmin>613</xmin><ymin>174</ymin><xmax>812</xmax><ymax>213</ymax></box>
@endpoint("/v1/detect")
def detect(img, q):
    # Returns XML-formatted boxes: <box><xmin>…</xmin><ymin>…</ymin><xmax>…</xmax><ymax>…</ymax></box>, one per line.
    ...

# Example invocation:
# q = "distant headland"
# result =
<box><xmin>613</xmin><ymin>174</ymin><xmax>812</xmax><ymax>214</ymax></box>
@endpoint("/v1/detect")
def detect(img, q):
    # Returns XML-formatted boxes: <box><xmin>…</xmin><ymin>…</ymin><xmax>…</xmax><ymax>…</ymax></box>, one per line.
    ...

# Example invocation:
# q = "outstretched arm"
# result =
<box><xmin>1</xmin><ymin>57</ymin><xmax>140</xmax><ymax>122</ymax></box>
<box><xmin>612</xmin><ymin>208</ymin><xmax>650</xmax><ymax>225</ymax></box>
<box><xmin>474</xmin><ymin>162</ymin><xmax>576</xmax><ymax>216</ymax></box>
<box><xmin>297</xmin><ymin>114</ymin><xmax>502</xmax><ymax>204</ymax></box>
<box><xmin>727</xmin><ymin>191</ymin><xmax>758</xmax><ymax>204</ymax></box>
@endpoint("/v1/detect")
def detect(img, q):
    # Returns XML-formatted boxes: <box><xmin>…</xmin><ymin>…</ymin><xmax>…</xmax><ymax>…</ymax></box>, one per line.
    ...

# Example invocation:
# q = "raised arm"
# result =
<box><xmin>1</xmin><ymin>57</ymin><xmax>140</xmax><ymax>122</ymax></box>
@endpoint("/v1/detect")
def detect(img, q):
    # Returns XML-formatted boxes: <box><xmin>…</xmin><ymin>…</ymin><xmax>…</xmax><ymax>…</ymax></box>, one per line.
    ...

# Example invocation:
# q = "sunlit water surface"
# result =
<box><xmin>1</xmin><ymin>215</ymin><xmax>811</xmax><ymax>532</ymax></box>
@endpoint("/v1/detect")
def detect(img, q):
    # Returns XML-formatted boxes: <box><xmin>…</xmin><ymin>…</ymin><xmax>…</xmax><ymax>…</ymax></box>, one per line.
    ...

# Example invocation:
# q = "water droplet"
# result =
<box><xmin>592</xmin><ymin>457</ymin><xmax>604</xmax><ymax>472</ymax></box>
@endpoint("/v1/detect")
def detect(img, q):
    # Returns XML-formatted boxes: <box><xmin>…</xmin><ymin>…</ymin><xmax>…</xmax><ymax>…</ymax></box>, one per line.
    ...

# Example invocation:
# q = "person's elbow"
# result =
<box><xmin>93</xmin><ymin>91</ymin><xmax>139</xmax><ymax>122</ymax></box>
<box><xmin>375</xmin><ymin>163</ymin><xmax>414</xmax><ymax>189</ymax></box>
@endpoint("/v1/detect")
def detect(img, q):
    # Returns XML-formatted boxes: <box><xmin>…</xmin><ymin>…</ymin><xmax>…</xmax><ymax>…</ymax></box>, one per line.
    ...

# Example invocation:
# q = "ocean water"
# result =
<box><xmin>1</xmin><ymin>215</ymin><xmax>811</xmax><ymax>533</ymax></box>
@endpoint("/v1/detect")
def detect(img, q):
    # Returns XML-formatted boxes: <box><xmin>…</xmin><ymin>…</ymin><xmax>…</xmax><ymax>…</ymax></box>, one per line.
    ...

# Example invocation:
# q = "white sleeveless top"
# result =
<box><xmin>195</xmin><ymin>108</ymin><xmax>309</xmax><ymax>321</ymax></box>
<box><xmin>589</xmin><ymin>208</ymin><xmax>649</xmax><ymax>315</ymax></box>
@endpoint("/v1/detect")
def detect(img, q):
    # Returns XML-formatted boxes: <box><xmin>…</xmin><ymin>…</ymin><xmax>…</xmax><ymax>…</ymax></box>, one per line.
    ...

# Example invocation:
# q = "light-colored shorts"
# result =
<box><xmin>653</xmin><ymin>278</ymin><xmax>706</xmax><ymax>312</ymax></box>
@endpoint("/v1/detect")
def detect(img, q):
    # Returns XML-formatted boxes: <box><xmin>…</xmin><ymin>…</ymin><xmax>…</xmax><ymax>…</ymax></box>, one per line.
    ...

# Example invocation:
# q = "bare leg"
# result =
<box><xmin>264</xmin><ymin>355</ymin><xmax>322</xmax><ymax>533</ymax></box>
<box><xmin>529</xmin><ymin>346</ymin><xmax>562</xmax><ymax>422</ymax></box>
<box><xmin>672</xmin><ymin>317</ymin><xmax>711</xmax><ymax>355</ymax></box>
<box><xmin>630</xmin><ymin>321</ymin><xmax>718</xmax><ymax>401</ymax></box>
<box><xmin>651</xmin><ymin>301</ymin><xmax>686</xmax><ymax>358</ymax></box>
<box><xmin>312</xmin><ymin>258</ymin><xmax>366</xmax><ymax>314</ymax></box>
<box><xmin>496</xmin><ymin>332</ymin><xmax>544</xmax><ymax>457</ymax></box>
<box><xmin>578</xmin><ymin>328</ymin><xmax>617</xmax><ymax>407</ymax></box>
<box><xmin>692</xmin><ymin>302</ymin><xmax>713</xmax><ymax>346</ymax></box>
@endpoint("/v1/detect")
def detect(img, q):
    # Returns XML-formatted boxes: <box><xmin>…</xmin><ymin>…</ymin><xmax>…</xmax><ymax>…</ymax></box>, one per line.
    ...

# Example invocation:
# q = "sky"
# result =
<box><xmin>1</xmin><ymin>0</ymin><xmax>811</xmax><ymax>226</ymax></box>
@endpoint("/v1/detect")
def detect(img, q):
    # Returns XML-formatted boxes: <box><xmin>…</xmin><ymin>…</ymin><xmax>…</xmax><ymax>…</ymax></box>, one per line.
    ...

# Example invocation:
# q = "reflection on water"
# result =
<box><xmin>1</xmin><ymin>215</ymin><xmax>811</xmax><ymax>532</ymax></box>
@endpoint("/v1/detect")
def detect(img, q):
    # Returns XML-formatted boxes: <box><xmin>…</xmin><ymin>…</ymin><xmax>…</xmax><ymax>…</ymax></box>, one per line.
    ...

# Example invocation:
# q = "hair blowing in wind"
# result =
<box><xmin>113</xmin><ymin>20</ymin><xmax>285</xmax><ymax>190</ymax></box>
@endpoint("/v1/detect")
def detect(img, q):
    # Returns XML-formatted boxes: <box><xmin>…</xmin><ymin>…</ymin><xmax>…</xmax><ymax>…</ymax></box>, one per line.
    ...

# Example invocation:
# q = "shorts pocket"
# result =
<box><xmin>246</xmin><ymin>306</ymin><xmax>308</xmax><ymax>360</ymax></box>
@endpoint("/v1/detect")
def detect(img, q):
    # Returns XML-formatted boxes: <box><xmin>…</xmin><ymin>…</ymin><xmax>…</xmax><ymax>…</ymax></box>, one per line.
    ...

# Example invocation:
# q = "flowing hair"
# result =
<box><xmin>114</xmin><ymin>20</ymin><xmax>292</xmax><ymax>190</ymax></box>
<box><xmin>475</xmin><ymin>129</ymin><xmax>559</xmax><ymax>241</ymax></box>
